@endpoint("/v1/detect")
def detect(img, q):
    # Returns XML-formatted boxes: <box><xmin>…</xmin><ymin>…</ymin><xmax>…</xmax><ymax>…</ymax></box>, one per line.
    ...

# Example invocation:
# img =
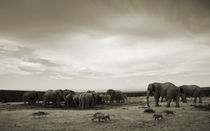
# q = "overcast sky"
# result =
<box><xmin>0</xmin><ymin>0</ymin><xmax>210</xmax><ymax>91</ymax></box>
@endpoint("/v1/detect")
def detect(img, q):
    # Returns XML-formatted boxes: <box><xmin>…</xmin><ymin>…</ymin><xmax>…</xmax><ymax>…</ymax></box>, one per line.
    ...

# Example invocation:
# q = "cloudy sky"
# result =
<box><xmin>0</xmin><ymin>0</ymin><xmax>210</xmax><ymax>91</ymax></box>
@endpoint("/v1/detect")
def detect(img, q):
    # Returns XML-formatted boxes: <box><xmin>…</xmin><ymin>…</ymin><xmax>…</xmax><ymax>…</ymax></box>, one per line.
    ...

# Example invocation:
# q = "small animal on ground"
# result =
<box><xmin>92</xmin><ymin>112</ymin><xmax>111</xmax><ymax>122</ymax></box>
<box><xmin>153</xmin><ymin>113</ymin><xmax>163</xmax><ymax>120</ymax></box>
<box><xmin>162</xmin><ymin>110</ymin><xmax>175</xmax><ymax>115</ymax></box>
<box><xmin>144</xmin><ymin>108</ymin><xmax>155</xmax><ymax>113</ymax></box>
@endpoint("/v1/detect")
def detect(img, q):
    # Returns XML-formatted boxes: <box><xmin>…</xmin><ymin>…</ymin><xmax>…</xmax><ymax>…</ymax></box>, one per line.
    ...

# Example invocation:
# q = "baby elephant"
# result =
<box><xmin>162</xmin><ymin>110</ymin><xmax>175</xmax><ymax>116</ymax></box>
<box><xmin>153</xmin><ymin>113</ymin><xmax>163</xmax><ymax>120</ymax></box>
<box><xmin>92</xmin><ymin>112</ymin><xmax>111</xmax><ymax>122</ymax></box>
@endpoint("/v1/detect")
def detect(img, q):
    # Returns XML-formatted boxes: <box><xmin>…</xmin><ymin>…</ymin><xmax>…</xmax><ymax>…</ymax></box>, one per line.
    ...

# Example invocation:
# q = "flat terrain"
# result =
<box><xmin>0</xmin><ymin>97</ymin><xmax>210</xmax><ymax>131</ymax></box>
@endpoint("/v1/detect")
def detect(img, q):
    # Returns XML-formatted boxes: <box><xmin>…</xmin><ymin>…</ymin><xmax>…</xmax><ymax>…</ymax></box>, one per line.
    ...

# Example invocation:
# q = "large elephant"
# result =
<box><xmin>65</xmin><ymin>93</ymin><xmax>75</xmax><ymax>107</ymax></box>
<box><xmin>63</xmin><ymin>89</ymin><xmax>76</xmax><ymax>106</ymax></box>
<box><xmin>73</xmin><ymin>94</ymin><xmax>79</xmax><ymax>107</ymax></box>
<box><xmin>43</xmin><ymin>90</ymin><xmax>64</xmax><ymax>107</ymax></box>
<box><xmin>106</xmin><ymin>89</ymin><xmax>125</xmax><ymax>103</ymax></box>
<box><xmin>146</xmin><ymin>82</ymin><xmax>180</xmax><ymax>107</ymax></box>
<box><xmin>87</xmin><ymin>90</ymin><xmax>98</xmax><ymax>105</ymax></box>
<box><xmin>22</xmin><ymin>91</ymin><xmax>39</xmax><ymax>105</ymax></box>
<box><xmin>179</xmin><ymin>85</ymin><xmax>202</xmax><ymax>103</ymax></box>
<box><xmin>79</xmin><ymin>92</ymin><xmax>95</xmax><ymax>109</ymax></box>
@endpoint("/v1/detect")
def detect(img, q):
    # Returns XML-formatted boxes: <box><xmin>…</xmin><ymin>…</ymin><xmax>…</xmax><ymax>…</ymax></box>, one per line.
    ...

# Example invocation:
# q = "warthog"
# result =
<box><xmin>92</xmin><ymin>112</ymin><xmax>111</xmax><ymax>122</ymax></box>
<box><xmin>153</xmin><ymin>113</ymin><xmax>163</xmax><ymax>120</ymax></box>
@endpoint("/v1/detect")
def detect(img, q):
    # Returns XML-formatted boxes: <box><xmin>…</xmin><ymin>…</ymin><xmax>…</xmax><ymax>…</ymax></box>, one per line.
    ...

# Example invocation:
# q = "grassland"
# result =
<box><xmin>0</xmin><ymin>97</ymin><xmax>210</xmax><ymax>131</ymax></box>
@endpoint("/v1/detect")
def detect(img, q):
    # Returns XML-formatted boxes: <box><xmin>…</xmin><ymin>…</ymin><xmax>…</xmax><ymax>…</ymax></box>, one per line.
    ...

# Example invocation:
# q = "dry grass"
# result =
<box><xmin>0</xmin><ymin>97</ymin><xmax>210</xmax><ymax>131</ymax></box>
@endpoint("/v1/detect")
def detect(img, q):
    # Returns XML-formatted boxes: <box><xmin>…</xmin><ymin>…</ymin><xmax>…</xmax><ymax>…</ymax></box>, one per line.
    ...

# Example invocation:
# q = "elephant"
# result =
<box><xmin>22</xmin><ymin>91</ymin><xmax>39</xmax><ymax>105</ymax></box>
<box><xmin>179</xmin><ymin>85</ymin><xmax>202</xmax><ymax>103</ymax></box>
<box><xmin>99</xmin><ymin>94</ymin><xmax>106</xmax><ymax>103</ymax></box>
<box><xmin>146</xmin><ymin>82</ymin><xmax>180</xmax><ymax>107</ymax></box>
<box><xmin>104</xmin><ymin>94</ymin><xmax>111</xmax><ymax>103</ymax></box>
<box><xmin>121</xmin><ymin>94</ymin><xmax>128</xmax><ymax>103</ymax></box>
<box><xmin>63</xmin><ymin>89</ymin><xmax>76</xmax><ymax>106</ymax></box>
<box><xmin>95</xmin><ymin>93</ymin><xmax>103</xmax><ymax>104</ymax></box>
<box><xmin>87</xmin><ymin>90</ymin><xmax>98</xmax><ymax>106</ymax></box>
<box><xmin>100</xmin><ymin>94</ymin><xmax>111</xmax><ymax>103</ymax></box>
<box><xmin>43</xmin><ymin>90</ymin><xmax>64</xmax><ymax>107</ymax></box>
<box><xmin>73</xmin><ymin>94</ymin><xmax>79</xmax><ymax>107</ymax></box>
<box><xmin>106</xmin><ymin>89</ymin><xmax>125</xmax><ymax>103</ymax></box>
<box><xmin>65</xmin><ymin>93</ymin><xmax>75</xmax><ymax>107</ymax></box>
<box><xmin>79</xmin><ymin>92</ymin><xmax>95</xmax><ymax>109</ymax></box>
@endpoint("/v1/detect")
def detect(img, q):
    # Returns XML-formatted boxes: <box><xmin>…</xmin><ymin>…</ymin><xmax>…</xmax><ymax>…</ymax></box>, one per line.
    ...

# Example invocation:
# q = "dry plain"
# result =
<box><xmin>0</xmin><ymin>97</ymin><xmax>210</xmax><ymax>131</ymax></box>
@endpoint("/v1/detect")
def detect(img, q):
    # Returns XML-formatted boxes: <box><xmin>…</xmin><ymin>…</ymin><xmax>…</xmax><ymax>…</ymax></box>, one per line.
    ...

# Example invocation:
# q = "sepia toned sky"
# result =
<box><xmin>0</xmin><ymin>0</ymin><xmax>210</xmax><ymax>91</ymax></box>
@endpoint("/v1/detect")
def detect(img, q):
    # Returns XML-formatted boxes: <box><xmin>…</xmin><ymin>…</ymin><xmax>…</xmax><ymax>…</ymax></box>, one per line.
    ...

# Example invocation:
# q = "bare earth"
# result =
<box><xmin>0</xmin><ymin>97</ymin><xmax>210</xmax><ymax>131</ymax></box>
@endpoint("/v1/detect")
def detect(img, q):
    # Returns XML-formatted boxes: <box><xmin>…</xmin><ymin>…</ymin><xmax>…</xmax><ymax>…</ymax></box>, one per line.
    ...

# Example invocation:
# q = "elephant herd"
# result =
<box><xmin>22</xmin><ymin>89</ymin><xmax>127</xmax><ymax>109</ymax></box>
<box><xmin>146</xmin><ymin>82</ymin><xmax>203</xmax><ymax>107</ymax></box>
<box><xmin>22</xmin><ymin>82</ymin><xmax>202</xmax><ymax>109</ymax></box>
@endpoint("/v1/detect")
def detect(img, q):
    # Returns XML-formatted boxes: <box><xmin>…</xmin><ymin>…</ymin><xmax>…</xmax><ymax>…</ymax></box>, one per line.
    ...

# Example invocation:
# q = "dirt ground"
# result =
<box><xmin>0</xmin><ymin>97</ymin><xmax>210</xmax><ymax>131</ymax></box>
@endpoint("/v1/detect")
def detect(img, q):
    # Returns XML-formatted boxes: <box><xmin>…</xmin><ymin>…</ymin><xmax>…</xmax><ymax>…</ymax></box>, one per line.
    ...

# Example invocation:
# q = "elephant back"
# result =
<box><xmin>23</xmin><ymin>91</ymin><xmax>38</xmax><ymax>100</ymax></box>
<box><xmin>43</xmin><ymin>90</ymin><xmax>62</xmax><ymax>101</ymax></box>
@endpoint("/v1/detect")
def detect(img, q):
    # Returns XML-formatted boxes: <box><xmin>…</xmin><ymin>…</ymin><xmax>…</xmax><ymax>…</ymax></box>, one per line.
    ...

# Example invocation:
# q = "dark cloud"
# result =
<box><xmin>0</xmin><ymin>0</ymin><xmax>210</xmax><ymax>42</ymax></box>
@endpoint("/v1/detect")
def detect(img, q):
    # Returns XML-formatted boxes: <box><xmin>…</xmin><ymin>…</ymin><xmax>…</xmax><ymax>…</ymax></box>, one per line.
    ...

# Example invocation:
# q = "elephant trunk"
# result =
<box><xmin>146</xmin><ymin>91</ymin><xmax>150</xmax><ymax>107</ymax></box>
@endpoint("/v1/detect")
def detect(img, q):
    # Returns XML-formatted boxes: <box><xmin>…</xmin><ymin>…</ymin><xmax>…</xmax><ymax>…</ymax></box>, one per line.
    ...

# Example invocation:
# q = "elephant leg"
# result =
<box><xmin>183</xmin><ymin>96</ymin><xmax>187</xmax><ymax>103</ymax></box>
<box><xmin>175</xmin><ymin>96</ymin><xmax>180</xmax><ymax>107</ymax></box>
<box><xmin>81</xmin><ymin>101</ymin><xmax>84</xmax><ymax>109</ymax></box>
<box><xmin>193</xmin><ymin>97</ymin><xmax>197</xmax><ymax>103</ymax></box>
<box><xmin>80</xmin><ymin>102</ymin><xmax>83</xmax><ymax>109</ymax></box>
<box><xmin>199</xmin><ymin>96</ymin><xmax>202</xmax><ymax>103</ymax></box>
<box><xmin>166</xmin><ymin>97</ymin><xmax>172</xmax><ymax>107</ymax></box>
<box><xmin>53</xmin><ymin>100</ymin><xmax>56</xmax><ymax>107</ymax></box>
<box><xmin>57</xmin><ymin>99</ymin><xmax>61</xmax><ymax>107</ymax></box>
<box><xmin>154</xmin><ymin>96</ymin><xmax>160</xmax><ymax>107</ymax></box>
<box><xmin>161</xmin><ymin>97</ymin><xmax>164</xmax><ymax>102</ymax></box>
